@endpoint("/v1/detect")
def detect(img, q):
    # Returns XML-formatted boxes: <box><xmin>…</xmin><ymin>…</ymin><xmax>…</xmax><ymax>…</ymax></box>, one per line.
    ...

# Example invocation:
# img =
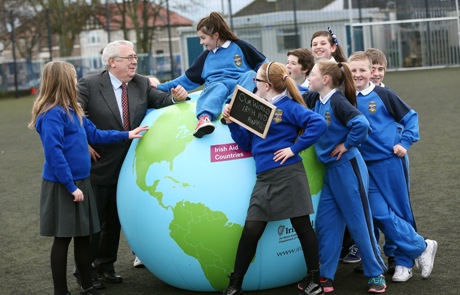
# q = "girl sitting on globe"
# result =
<box><xmin>155</xmin><ymin>12</ymin><xmax>267</xmax><ymax>138</ymax></box>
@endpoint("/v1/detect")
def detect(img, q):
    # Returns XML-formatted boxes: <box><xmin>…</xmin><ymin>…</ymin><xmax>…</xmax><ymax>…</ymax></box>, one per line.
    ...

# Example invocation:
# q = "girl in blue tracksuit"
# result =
<box><xmin>157</xmin><ymin>12</ymin><xmax>267</xmax><ymax>138</ymax></box>
<box><xmin>304</xmin><ymin>60</ymin><xmax>387</xmax><ymax>294</ymax></box>
<box><xmin>221</xmin><ymin>62</ymin><xmax>327</xmax><ymax>295</ymax></box>
<box><xmin>348</xmin><ymin>51</ymin><xmax>437</xmax><ymax>283</ymax></box>
<box><xmin>29</xmin><ymin>61</ymin><xmax>147</xmax><ymax>295</ymax></box>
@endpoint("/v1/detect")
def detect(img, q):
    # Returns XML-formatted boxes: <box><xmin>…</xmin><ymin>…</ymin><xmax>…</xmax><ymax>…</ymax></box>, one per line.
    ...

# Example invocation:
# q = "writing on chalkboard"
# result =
<box><xmin>229</xmin><ymin>85</ymin><xmax>276</xmax><ymax>138</ymax></box>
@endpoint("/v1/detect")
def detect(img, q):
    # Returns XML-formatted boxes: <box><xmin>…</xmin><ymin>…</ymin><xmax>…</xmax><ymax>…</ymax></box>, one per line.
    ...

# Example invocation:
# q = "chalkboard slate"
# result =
<box><xmin>229</xmin><ymin>85</ymin><xmax>276</xmax><ymax>139</ymax></box>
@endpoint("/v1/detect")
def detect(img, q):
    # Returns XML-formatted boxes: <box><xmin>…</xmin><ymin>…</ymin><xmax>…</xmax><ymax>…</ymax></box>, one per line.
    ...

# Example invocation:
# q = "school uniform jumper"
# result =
<box><xmin>357</xmin><ymin>83</ymin><xmax>426</xmax><ymax>269</ymax></box>
<box><xmin>157</xmin><ymin>40</ymin><xmax>267</xmax><ymax>121</ymax></box>
<box><xmin>228</xmin><ymin>94</ymin><xmax>327</xmax><ymax>221</ymax></box>
<box><xmin>305</xmin><ymin>89</ymin><xmax>386</xmax><ymax>279</ymax></box>
<box><xmin>36</xmin><ymin>106</ymin><xmax>129</xmax><ymax>237</ymax></box>
<box><xmin>297</xmin><ymin>79</ymin><xmax>309</xmax><ymax>95</ymax></box>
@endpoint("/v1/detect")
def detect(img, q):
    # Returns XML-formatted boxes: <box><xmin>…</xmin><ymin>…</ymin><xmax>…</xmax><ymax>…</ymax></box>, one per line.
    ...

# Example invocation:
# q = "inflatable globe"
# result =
<box><xmin>117</xmin><ymin>91</ymin><xmax>325</xmax><ymax>292</ymax></box>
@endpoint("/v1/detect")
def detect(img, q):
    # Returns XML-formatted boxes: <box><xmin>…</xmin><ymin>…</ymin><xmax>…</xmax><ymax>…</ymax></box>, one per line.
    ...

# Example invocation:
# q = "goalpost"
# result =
<box><xmin>347</xmin><ymin>0</ymin><xmax>460</xmax><ymax>69</ymax></box>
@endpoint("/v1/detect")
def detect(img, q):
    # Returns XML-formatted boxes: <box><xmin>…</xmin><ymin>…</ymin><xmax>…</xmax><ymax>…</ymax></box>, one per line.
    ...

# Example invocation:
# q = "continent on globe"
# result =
<box><xmin>117</xmin><ymin>92</ymin><xmax>325</xmax><ymax>292</ymax></box>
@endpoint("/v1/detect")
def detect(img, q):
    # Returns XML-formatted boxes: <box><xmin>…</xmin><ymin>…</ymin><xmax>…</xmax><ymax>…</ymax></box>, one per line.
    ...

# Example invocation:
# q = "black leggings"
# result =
<box><xmin>51</xmin><ymin>236</ymin><xmax>92</xmax><ymax>295</ymax></box>
<box><xmin>233</xmin><ymin>215</ymin><xmax>319</xmax><ymax>276</ymax></box>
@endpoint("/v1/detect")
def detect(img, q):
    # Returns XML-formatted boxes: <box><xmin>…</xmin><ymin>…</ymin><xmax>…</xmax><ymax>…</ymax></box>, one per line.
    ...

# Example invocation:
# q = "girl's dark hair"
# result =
<box><xmin>310</xmin><ymin>31</ymin><xmax>347</xmax><ymax>62</ymax></box>
<box><xmin>197</xmin><ymin>12</ymin><xmax>238</xmax><ymax>41</ymax></box>
<box><xmin>316</xmin><ymin>59</ymin><xmax>356</xmax><ymax>106</ymax></box>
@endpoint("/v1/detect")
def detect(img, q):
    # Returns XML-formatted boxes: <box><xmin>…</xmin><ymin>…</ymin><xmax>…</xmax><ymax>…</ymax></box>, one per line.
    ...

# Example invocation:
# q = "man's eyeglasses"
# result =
<box><xmin>253</xmin><ymin>77</ymin><xmax>267</xmax><ymax>84</ymax></box>
<box><xmin>116</xmin><ymin>55</ymin><xmax>138</xmax><ymax>62</ymax></box>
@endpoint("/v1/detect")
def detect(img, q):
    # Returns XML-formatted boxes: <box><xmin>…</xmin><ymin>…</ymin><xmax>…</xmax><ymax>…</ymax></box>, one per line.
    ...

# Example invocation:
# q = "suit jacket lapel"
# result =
<box><xmin>100</xmin><ymin>72</ymin><xmax>124</xmax><ymax>129</ymax></box>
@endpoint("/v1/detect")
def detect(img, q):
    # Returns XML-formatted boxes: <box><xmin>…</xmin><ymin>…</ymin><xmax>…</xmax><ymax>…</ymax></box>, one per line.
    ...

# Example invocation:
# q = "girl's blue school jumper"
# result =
<box><xmin>36</xmin><ymin>106</ymin><xmax>129</xmax><ymax>194</ymax></box>
<box><xmin>305</xmin><ymin>89</ymin><xmax>386</xmax><ymax>279</ymax></box>
<box><xmin>357</xmin><ymin>83</ymin><xmax>426</xmax><ymax>268</ymax></box>
<box><xmin>157</xmin><ymin>40</ymin><xmax>267</xmax><ymax>121</ymax></box>
<box><xmin>228</xmin><ymin>95</ymin><xmax>327</xmax><ymax>174</ymax></box>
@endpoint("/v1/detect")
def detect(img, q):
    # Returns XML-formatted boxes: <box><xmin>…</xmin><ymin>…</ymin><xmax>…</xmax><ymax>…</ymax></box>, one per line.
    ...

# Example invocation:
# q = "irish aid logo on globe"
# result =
<box><xmin>117</xmin><ymin>91</ymin><xmax>324</xmax><ymax>292</ymax></box>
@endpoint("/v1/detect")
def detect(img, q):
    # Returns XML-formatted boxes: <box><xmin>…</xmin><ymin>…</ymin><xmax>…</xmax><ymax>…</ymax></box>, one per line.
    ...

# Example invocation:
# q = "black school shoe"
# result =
<box><xmin>74</xmin><ymin>273</ymin><xmax>106</xmax><ymax>290</ymax></box>
<box><xmin>98</xmin><ymin>271</ymin><xmax>123</xmax><ymax>283</ymax></box>
<box><xmin>387</xmin><ymin>256</ymin><xmax>396</xmax><ymax>275</ymax></box>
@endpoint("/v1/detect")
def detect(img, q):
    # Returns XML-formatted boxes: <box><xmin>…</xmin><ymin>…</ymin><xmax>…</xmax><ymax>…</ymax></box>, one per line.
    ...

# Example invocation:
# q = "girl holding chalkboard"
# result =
<box><xmin>155</xmin><ymin>12</ymin><xmax>267</xmax><ymax>138</ymax></box>
<box><xmin>303</xmin><ymin>60</ymin><xmax>387</xmax><ymax>293</ymax></box>
<box><xmin>221</xmin><ymin>62</ymin><xmax>328</xmax><ymax>295</ymax></box>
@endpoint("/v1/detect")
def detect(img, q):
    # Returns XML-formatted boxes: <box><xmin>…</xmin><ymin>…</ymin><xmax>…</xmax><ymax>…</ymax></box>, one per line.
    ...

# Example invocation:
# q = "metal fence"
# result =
<box><xmin>178</xmin><ymin>0</ymin><xmax>460</xmax><ymax>72</ymax></box>
<box><xmin>1</xmin><ymin>0</ymin><xmax>459</xmax><ymax>94</ymax></box>
<box><xmin>0</xmin><ymin>53</ymin><xmax>181</xmax><ymax>93</ymax></box>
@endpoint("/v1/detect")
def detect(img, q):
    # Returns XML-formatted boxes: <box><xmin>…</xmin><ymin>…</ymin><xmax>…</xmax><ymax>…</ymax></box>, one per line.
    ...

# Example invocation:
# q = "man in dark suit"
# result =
<box><xmin>76</xmin><ymin>40</ymin><xmax>188</xmax><ymax>289</ymax></box>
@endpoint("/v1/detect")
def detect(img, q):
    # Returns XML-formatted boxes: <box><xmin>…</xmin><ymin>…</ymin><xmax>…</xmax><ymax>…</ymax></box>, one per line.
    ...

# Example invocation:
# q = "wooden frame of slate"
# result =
<box><xmin>228</xmin><ymin>85</ymin><xmax>276</xmax><ymax>139</ymax></box>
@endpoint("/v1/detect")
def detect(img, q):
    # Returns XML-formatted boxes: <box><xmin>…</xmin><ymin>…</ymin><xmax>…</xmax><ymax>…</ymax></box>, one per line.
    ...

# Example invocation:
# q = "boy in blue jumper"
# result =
<box><xmin>348</xmin><ymin>51</ymin><xmax>438</xmax><ymax>283</ymax></box>
<box><xmin>156</xmin><ymin>12</ymin><xmax>267</xmax><ymax>138</ymax></box>
<box><xmin>366</xmin><ymin>48</ymin><xmax>387</xmax><ymax>87</ymax></box>
<box><xmin>359</xmin><ymin>48</ymin><xmax>397</xmax><ymax>275</ymax></box>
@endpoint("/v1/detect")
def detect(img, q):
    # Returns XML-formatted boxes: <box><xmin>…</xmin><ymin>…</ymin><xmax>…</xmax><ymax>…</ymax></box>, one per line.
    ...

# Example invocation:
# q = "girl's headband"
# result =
<box><xmin>328</xmin><ymin>27</ymin><xmax>339</xmax><ymax>46</ymax></box>
<box><xmin>266</xmin><ymin>62</ymin><xmax>273</xmax><ymax>85</ymax></box>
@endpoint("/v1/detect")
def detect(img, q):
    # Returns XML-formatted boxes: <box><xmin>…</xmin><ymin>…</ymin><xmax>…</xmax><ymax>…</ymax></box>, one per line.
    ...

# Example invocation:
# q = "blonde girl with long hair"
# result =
<box><xmin>29</xmin><ymin>61</ymin><xmax>147</xmax><ymax>295</ymax></box>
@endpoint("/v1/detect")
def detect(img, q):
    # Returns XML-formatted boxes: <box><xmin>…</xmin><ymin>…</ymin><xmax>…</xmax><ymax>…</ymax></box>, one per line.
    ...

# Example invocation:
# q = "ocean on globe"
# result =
<box><xmin>117</xmin><ymin>91</ymin><xmax>325</xmax><ymax>292</ymax></box>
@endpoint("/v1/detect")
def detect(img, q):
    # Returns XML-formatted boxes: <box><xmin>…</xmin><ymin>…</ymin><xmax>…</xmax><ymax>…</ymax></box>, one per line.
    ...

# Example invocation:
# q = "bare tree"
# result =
<box><xmin>14</xmin><ymin>6</ymin><xmax>46</xmax><ymax>60</ymax></box>
<box><xmin>46</xmin><ymin>0</ymin><xmax>99</xmax><ymax>57</ymax></box>
<box><xmin>111</xmin><ymin>0</ymin><xmax>166</xmax><ymax>54</ymax></box>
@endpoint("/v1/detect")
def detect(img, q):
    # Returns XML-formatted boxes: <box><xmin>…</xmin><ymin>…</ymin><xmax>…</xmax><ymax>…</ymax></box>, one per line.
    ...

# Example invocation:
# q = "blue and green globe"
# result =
<box><xmin>117</xmin><ymin>92</ymin><xmax>325</xmax><ymax>292</ymax></box>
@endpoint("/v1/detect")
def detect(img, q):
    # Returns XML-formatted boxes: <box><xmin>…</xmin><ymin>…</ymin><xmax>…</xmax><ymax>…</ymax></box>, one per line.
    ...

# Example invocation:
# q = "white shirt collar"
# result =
<box><xmin>213</xmin><ymin>40</ymin><xmax>231</xmax><ymax>53</ymax></box>
<box><xmin>320</xmin><ymin>89</ymin><xmax>339</xmax><ymax>104</ymax></box>
<box><xmin>357</xmin><ymin>82</ymin><xmax>375</xmax><ymax>96</ymax></box>
<box><xmin>268</xmin><ymin>90</ymin><xmax>288</xmax><ymax>104</ymax></box>
<box><xmin>108</xmin><ymin>72</ymin><xmax>125</xmax><ymax>89</ymax></box>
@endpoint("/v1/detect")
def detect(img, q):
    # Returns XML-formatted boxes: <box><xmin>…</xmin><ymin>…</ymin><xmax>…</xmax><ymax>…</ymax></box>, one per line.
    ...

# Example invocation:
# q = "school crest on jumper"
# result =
<box><xmin>234</xmin><ymin>54</ymin><xmax>242</xmax><ymax>67</ymax></box>
<box><xmin>324</xmin><ymin>111</ymin><xmax>331</xmax><ymax>125</ymax></box>
<box><xmin>273</xmin><ymin>109</ymin><xmax>283</xmax><ymax>123</ymax></box>
<box><xmin>368</xmin><ymin>101</ymin><xmax>377</xmax><ymax>113</ymax></box>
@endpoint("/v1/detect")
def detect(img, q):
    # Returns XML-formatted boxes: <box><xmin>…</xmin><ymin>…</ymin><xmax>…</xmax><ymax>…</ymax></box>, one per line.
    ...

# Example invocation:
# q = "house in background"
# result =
<box><xmin>78</xmin><ymin>2</ymin><xmax>193</xmax><ymax>79</ymax></box>
<box><xmin>0</xmin><ymin>2</ymin><xmax>194</xmax><ymax>92</ymax></box>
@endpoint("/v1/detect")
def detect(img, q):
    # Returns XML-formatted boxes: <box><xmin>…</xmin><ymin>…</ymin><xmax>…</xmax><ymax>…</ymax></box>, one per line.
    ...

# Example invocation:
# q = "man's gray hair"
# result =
<box><xmin>101</xmin><ymin>40</ymin><xmax>135</xmax><ymax>69</ymax></box>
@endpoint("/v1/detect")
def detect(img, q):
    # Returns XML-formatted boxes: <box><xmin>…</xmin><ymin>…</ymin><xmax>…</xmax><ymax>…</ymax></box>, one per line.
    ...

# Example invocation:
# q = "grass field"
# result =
<box><xmin>1</xmin><ymin>67</ymin><xmax>459</xmax><ymax>294</ymax></box>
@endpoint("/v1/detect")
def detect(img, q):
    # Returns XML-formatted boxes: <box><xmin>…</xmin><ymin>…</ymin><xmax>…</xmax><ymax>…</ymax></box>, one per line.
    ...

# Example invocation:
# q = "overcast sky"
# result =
<box><xmin>169</xmin><ymin>0</ymin><xmax>253</xmax><ymax>22</ymax></box>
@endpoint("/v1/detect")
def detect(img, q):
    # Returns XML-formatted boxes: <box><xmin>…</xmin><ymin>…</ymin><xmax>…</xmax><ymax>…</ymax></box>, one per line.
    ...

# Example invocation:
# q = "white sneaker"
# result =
<box><xmin>415</xmin><ymin>239</ymin><xmax>438</xmax><ymax>278</ymax></box>
<box><xmin>133</xmin><ymin>256</ymin><xmax>144</xmax><ymax>268</ymax></box>
<box><xmin>392</xmin><ymin>265</ymin><xmax>413</xmax><ymax>282</ymax></box>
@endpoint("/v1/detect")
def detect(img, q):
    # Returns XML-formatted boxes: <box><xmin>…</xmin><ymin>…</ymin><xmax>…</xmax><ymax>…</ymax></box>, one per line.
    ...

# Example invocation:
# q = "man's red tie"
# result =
<box><xmin>121</xmin><ymin>83</ymin><xmax>130</xmax><ymax>130</ymax></box>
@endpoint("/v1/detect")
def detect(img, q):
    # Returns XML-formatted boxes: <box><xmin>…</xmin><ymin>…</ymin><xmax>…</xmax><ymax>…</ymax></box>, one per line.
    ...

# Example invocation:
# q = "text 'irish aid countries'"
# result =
<box><xmin>210</xmin><ymin>143</ymin><xmax>252</xmax><ymax>163</ymax></box>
